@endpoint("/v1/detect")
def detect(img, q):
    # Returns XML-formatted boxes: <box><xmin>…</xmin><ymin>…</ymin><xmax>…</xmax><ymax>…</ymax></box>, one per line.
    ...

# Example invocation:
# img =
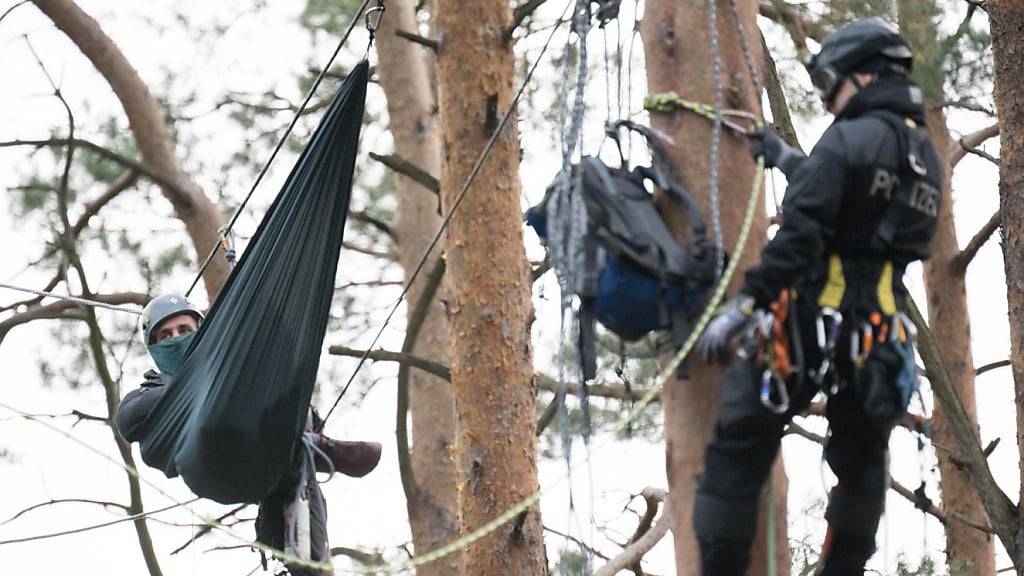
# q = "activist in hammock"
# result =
<box><xmin>116</xmin><ymin>294</ymin><xmax>382</xmax><ymax>478</ymax></box>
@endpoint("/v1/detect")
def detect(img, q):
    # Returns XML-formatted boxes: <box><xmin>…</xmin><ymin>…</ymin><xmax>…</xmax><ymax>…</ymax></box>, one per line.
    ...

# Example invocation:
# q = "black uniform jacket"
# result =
<box><xmin>742</xmin><ymin>76</ymin><xmax>943</xmax><ymax>311</ymax></box>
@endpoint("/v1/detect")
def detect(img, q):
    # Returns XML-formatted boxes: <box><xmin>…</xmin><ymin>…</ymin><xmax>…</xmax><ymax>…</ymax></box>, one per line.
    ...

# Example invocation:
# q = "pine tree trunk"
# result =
<box><xmin>641</xmin><ymin>2</ymin><xmax>787</xmax><ymax>574</ymax></box>
<box><xmin>375</xmin><ymin>3</ymin><xmax>460</xmax><ymax>575</ymax></box>
<box><xmin>988</xmin><ymin>0</ymin><xmax>1024</xmax><ymax>567</ymax></box>
<box><xmin>897</xmin><ymin>2</ymin><xmax>997</xmax><ymax>572</ymax></box>
<box><xmin>434</xmin><ymin>1</ymin><xmax>546</xmax><ymax>574</ymax></box>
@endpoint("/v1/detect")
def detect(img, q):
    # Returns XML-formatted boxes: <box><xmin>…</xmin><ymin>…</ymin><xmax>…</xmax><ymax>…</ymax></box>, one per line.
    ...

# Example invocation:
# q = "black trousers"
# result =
<box><xmin>694</xmin><ymin>296</ymin><xmax>897</xmax><ymax>575</ymax></box>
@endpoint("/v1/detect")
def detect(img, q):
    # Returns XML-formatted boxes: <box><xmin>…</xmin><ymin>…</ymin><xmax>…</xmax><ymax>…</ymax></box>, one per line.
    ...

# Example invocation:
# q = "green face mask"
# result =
<box><xmin>147</xmin><ymin>332</ymin><xmax>197</xmax><ymax>376</ymax></box>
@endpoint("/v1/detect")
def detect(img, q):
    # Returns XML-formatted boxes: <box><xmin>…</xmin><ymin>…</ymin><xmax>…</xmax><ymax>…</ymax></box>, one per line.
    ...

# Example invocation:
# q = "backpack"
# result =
<box><xmin>527</xmin><ymin>142</ymin><xmax>719</xmax><ymax>381</ymax></box>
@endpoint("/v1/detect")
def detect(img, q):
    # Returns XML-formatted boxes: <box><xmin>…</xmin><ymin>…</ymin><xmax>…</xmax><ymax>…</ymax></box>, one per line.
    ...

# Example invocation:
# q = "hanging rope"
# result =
<box><xmin>185</xmin><ymin>0</ymin><xmax>379</xmax><ymax>298</ymax></box>
<box><xmin>0</xmin><ymin>282</ymin><xmax>142</xmax><ymax>315</ymax></box>
<box><xmin>337</xmin><ymin>157</ymin><xmax>766</xmax><ymax>575</ymax></box>
<box><xmin>321</xmin><ymin>0</ymin><xmax>577</xmax><ymax>423</ymax></box>
<box><xmin>707</xmin><ymin>0</ymin><xmax>725</xmax><ymax>279</ymax></box>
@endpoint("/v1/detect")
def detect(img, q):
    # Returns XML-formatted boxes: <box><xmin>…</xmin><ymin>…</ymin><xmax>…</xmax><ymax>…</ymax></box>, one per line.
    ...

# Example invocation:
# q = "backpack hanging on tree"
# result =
<box><xmin>527</xmin><ymin>123</ymin><xmax>719</xmax><ymax>380</ymax></box>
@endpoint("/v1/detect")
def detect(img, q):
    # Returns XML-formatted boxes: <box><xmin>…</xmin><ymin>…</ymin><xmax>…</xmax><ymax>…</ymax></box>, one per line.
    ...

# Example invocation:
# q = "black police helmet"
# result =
<box><xmin>805</xmin><ymin>17</ymin><xmax>913</xmax><ymax>104</ymax></box>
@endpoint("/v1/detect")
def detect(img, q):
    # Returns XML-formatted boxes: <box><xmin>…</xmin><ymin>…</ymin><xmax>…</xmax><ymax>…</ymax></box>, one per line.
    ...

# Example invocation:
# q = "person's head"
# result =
<box><xmin>141</xmin><ymin>294</ymin><xmax>204</xmax><ymax>345</ymax></box>
<box><xmin>805</xmin><ymin>17</ymin><xmax>913</xmax><ymax>115</ymax></box>
<box><xmin>141</xmin><ymin>294</ymin><xmax>204</xmax><ymax>375</ymax></box>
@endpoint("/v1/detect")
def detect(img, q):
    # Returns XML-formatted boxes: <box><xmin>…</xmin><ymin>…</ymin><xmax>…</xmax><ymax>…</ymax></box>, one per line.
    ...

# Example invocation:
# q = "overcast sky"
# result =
<box><xmin>0</xmin><ymin>1</ymin><xmax>1012</xmax><ymax>574</ymax></box>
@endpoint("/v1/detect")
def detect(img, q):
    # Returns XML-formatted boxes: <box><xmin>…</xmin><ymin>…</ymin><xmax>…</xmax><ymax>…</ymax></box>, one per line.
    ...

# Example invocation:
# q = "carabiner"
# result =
<box><xmin>812</xmin><ymin>307</ymin><xmax>843</xmax><ymax>393</ymax></box>
<box><xmin>365</xmin><ymin>1</ymin><xmax>386</xmax><ymax>37</ymax></box>
<box><xmin>760</xmin><ymin>369</ymin><xmax>790</xmax><ymax>415</ymax></box>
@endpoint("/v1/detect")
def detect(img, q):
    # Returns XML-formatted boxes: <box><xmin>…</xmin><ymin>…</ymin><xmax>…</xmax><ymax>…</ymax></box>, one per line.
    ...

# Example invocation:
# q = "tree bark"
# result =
<box><xmin>897</xmin><ymin>2</ymin><xmax>997</xmax><ymax>572</ymax></box>
<box><xmin>31</xmin><ymin>0</ymin><xmax>230</xmax><ymax>299</ymax></box>
<box><xmin>988</xmin><ymin>0</ymin><xmax>1024</xmax><ymax>568</ymax></box>
<box><xmin>435</xmin><ymin>1</ymin><xmax>546</xmax><ymax>574</ymax></box>
<box><xmin>375</xmin><ymin>2</ymin><xmax>460</xmax><ymax>574</ymax></box>
<box><xmin>641</xmin><ymin>2</ymin><xmax>786</xmax><ymax>575</ymax></box>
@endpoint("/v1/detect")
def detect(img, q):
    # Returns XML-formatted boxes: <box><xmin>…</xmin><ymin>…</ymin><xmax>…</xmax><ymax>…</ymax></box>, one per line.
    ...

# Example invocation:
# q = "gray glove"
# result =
<box><xmin>748</xmin><ymin>127</ymin><xmax>804</xmax><ymax>177</ymax></box>
<box><xmin>696</xmin><ymin>294</ymin><xmax>756</xmax><ymax>364</ymax></box>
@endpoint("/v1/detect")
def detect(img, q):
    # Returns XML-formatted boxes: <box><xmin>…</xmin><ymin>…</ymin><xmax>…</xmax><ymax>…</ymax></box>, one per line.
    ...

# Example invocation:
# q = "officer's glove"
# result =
<box><xmin>748</xmin><ymin>127</ymin><xmax>804</xmax><ymax>177</ymax></box>
<box><xmin>697</xmin><ymin>294</ymin><xmax>756</xmax><ymax>364</ymax></box>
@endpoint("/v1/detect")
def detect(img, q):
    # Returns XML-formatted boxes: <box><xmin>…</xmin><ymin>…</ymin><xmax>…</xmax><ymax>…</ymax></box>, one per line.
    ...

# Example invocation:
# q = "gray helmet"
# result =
<box><xmin>141</xmin><ymin>294</ymin><xmax>204</xmax><ymax>344</ymax></box>
<box><xmin>805</xmin><ymin>17</ymin><xmax>913</xmax><ymax>103</ymax></box>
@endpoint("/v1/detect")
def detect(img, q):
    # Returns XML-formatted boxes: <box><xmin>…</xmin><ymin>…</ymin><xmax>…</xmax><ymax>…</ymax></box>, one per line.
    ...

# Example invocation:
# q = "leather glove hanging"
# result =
<box><xmin>697</xmin><ymin>294</ymin><xmax>757</xmax><ymax>364</ymax></box>
<box><xmin>748</xmin><ymin>126</ymin><xmax>804</xmax><ymax>178</ymax></box>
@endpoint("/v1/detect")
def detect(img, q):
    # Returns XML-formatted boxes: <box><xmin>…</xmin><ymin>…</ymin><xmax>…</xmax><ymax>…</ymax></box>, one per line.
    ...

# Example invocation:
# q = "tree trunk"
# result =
<box><xmin>898</xmin><ymin>2</ymin><xmax>996</xmax><ymax>572</ymax></box>
<box><xmin>375</xmin><ymin>3</ymin><xmax>460</xmax><ymax>575</ymax></box>
<box><xmin>31</xmin><ymin>0</ymin><xmax>230</xmax><ymax>299</ymax></box>
<box><xmin>641</xmin><ymin>2</ymin><xmax>786</xmax><ymax>575</ymax></box>
<box><xmin>435</xmin><ymin>1</ymin><xmax>546</xmax><ymax>575</ymax></box>
<box><xmin>989</xmin><ymin>0</ymin><xmax>1024</xmax><ymax>568</ymax></box>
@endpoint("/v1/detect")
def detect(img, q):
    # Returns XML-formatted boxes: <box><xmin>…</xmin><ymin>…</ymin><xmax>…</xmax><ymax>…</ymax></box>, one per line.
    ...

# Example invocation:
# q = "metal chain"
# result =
<box><xmin>707</xmin><ymin>0</ymin><xmax>725</xmax><ymax>278</ymax></box>
<box><xmin>728</xmin><ymin>0</ymin><xmax>762</xmax><ymax>95</ymax></box>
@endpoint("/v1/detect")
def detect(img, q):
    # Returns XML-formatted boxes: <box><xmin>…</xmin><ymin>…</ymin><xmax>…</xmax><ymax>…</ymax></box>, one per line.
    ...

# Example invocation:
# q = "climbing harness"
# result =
<box><xmin>185</xmin><ymin>0</ymin><xmax>381</xmax><ymax>298</ymax></box>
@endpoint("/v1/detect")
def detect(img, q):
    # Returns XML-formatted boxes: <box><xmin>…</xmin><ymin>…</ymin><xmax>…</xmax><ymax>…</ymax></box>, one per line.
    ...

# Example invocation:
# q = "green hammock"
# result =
<box><xmin>136</xmin><ymin>63</ymin><xmax>367</xmax><ymax>504</ymax></box>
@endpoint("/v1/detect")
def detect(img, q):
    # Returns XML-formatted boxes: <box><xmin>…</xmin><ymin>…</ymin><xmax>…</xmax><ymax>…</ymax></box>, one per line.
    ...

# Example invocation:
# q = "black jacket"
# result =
<box><xmin>115</xmin><ymin>370</ymin><xmax>171</xmax><ymax>444</ymax></box>
<box><xmin>742</xmin><ymin>76</ymin><xmax>942</xmax><ymax>310</ymax></box>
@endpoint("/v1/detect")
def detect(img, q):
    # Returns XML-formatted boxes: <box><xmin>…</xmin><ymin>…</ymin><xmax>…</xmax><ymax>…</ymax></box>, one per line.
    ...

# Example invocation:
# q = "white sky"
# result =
<box><xmin>0</xmin><ymin>1</ymin><xmax>1013</xmax><ymax>575</ymax></box>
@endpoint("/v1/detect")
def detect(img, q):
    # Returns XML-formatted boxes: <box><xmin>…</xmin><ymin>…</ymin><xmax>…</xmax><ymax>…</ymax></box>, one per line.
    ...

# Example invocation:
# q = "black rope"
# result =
<box><xmin>185</xmin><ymin>0</ymin><xmax>376</xmax><ymax>298</ymax></box>
<box><xmin>321</xmin><ymin>2</ymin><xmax>576</xmax><ymax>424</ymax></box>
<box><xmin>0</xmin><ymin>498</ymin><xmax>200</xmax><ymax>546</ymax></box>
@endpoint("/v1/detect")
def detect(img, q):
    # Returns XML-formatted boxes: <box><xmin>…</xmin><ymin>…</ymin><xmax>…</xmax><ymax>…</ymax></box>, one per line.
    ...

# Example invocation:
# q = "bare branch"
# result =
<box><xmin>944</xmin><ymin>98</ymin><xmax>997</xmax><ymax>117</ymax></box>
<box><xmin>977</xmin><ymin>359</ymin><xmax>1011</xmax><ymax>377</ymax></box>
<box><xmin>349</xmin><ymin>209</ymin><xmax>394</xmax><ymax>240</ymax></box>
<box><xmin>544</xmin><ymin>526</ymin><xmax>611</xmax><ymax>561</ymax></box>
<box><xmin>397</xmin><ymin>258</ymin><xmax>446</xmax><ymax>502</ymax></box>
<box><xmin>2</xmin><ymin>498</ymin><xmax>128</xmax><ymax>525</ymax></box>
<box><xmin>905</xmin><ymin>297</ymin><xmax>1017</xmax><ymax>557</ymax></box>
<box><xmin>170</xmin><ymin>504</ymin><xmax>248</xmax><ymax>555</ymax></box>
<box><xmin>0</xmin><ymin>138</ymin><xmax>187</xmax><ymax>197</ymax></box>
<box><xmin>952</xmin><ymin>209</ymin><xmax>1001</xmax><ymax>273</ymax></box>
<box><xmin>761</xmin><ymin>32</ymin><xmax>804</xmax><ymax>152</ymax></box>
<box><xmin>958</xmin><ymin>140</ymin><xmax>1000</xmax><ymax>167</ymax></box>
<box><xmin>369</xmin><ymin>151</ymin><xmax>440</xmax><ymax>196</ymax></box>
<box><xmin>0</xmin><ymin>270</ymin><xmax>65</xmax><ymax>313</ymax></box>
<box><xmin>0</xmin><ymin>1</ymin><xmax>29</xmax><ymax>24</ymax></box>
<box><xmin>394</xmin><ymin>29</ymin><xmax>438</xmax><ymax>51</ymax></box>
<box><xmin>327</xmin><ymin>346</ymin><xmax>452</xmax><ymax>381</ymax></box>
<box><xmin>330</xmin><ymin>546</ymin><xmax>386</xmax><ymax>565</ymax></box>
<box><xmin>506</xmin><ymin>0</ymin><xmax>548</xmax><ymax>41</ymax></box>
<box><xmin>594</xmin><ymin>489</ymin><xmax>671</xmax><ymax>576</ymax></box>
<box><xmin>0</xmin><ymin>292</ymin><xmax>148</xmax><ymax>345</ymax></box>
<box><xmin>72</xmin><ymin>169</ymin><xmax>140</xmax><ymax>237</ymax></box>
<box><xmin>535</xmin><ymin>372</ymin><xmax>657</xmax><ymax>402</ymax></box>
<box><xmin>950</xmin><ymin>122</ymin><xmax>1000</xmax><ymax>167</ymax></box>
<box><xmin>342</xmin><ymin>241</ymin><xmax>396</xmax><ymax>261</ymax></box>
<box><xmin>758</xmin><ymin>1</ymin><xmax>824</xmax><ymax>51</ymax></box>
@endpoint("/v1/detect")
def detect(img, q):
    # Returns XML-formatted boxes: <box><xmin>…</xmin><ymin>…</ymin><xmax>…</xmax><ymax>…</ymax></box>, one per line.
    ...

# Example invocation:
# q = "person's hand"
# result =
<box><xmin>697</xmin><ymin>294</ymin><xmax>756</xmax><ymax>363</ymax></box>
<box><xmin>748</xmin><ymin>126</ymin><xmax>802</xmax><ymax>172</ymax></box>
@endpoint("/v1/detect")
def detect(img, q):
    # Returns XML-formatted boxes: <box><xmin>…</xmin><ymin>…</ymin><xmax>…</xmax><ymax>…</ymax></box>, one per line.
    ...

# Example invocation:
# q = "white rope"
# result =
<box><xmin>0</xmin><ymin>282</ymin><xmax>142</xmax><ymax>315</ymax></box>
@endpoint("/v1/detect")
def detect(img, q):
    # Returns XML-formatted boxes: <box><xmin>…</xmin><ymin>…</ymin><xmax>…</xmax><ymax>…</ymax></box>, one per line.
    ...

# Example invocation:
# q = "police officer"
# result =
<box><xmin>693</xmin><ymin>18</ymin><xmax>942</xmax><ymax>574</ymax></box>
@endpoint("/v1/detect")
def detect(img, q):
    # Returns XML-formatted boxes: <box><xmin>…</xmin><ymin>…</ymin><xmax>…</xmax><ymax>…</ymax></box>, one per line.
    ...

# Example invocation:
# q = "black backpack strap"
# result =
<box><xmin>578</xmin><ymin>232</ymin><xmax>601</xmax><ymax>381</ymax></box>
<box><xmin>865</xmin><ymin>110</ymin><xmax>929</xmax><ymax>252</ymax></box>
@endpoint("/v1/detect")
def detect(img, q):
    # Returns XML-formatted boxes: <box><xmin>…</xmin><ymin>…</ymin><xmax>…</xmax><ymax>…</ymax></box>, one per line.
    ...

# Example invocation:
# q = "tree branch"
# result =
<box><xmin>349</xmin><ymin>209</ymin><xmax>394</xmax><ymax>240</ymax></box>
<box><xmin>327</xmin><ymin>346</ymin><xmax>452</xmax><ymax>381</ymax></box>
<box><xmin>944</xmin><ymin>98</ymin><xmax>997</xmax><ymax>117</ymax></box>
<box><xmin>977</xmin><ymin>359</ymin><xmax>1011</xmax><ymax>377</ymax></box>
<box><xmin>594</xmin><ymin>489</ymin><xmax>671</xmax><ymax>576</ymax></box>
<box><xmin>758</xmin><ymin>1</ymin><xmax>824</xmax><ymax>52</ymax></box>
<box><xmin>951</xmin><ymin>209</ymin><xmax>1001</xmax><ymax>273</ymax></box>
<box><xmin>544</xmin><ymin>526</ymin><xmax>611</xmax><ymax>561</ymax></box>
<box><xmin>535</xmin><ymin>372</ymin><xmax>658</xmax><ymax>402</ymax></box>
<box><xmin>330</xmin><ymin>546</ymin><xmax>386</xmax><ymax>565</ymax></box>
<box><xmin>0</xmin><ymin>292</ymin><xmax>148</xmax><ymax>345</ymax></box>
<box><xmin>369</xmin><ymin>151</ymin><xmax>440</xmax><ymax>196</ymax></box>
<box><xmin>761</xmin><ymin>32</ymin><xmax>804</xmax><ymax>153</ymax></box>
<box><xmin>394</xmin><ymin>29</ymin><xmax>438</xmax><ymax>51</ymax></box>
<box><xmin>905</xmin><ymin>296</ymin><xmax>1018</xmax><ymax>558</ymax></box>
<box><xmin>506</xmin><ymin>0</ymin><xmax>548</xmax><ymax>41</ymax></box>
<box><xmin>72</xmin><ymin>169</ymin><xmax>140</xmax><ymax>237</ymax></box>
<box><xmin>950</xmin><ymin>122</ymin><xmax>1000</xmax><ymax>167</ymax></box>
<box><xmin>2</xmin><ymin>498</ymin><xmax>128</xmax><ymax>525</ymax></box>
<box><xmin>0</xmin><ymin>138</ymin><xmax>187</xmax><ymax>197</ymax></box>
<box><xmin>396</xmin><ymin>258</ymin><xmax>446</xmax><ymax>503</ymax></box>
<box><xmin>170</xmin><ymin>504</ymin><xmax>248</xmax><ymax>555</ymax></box>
